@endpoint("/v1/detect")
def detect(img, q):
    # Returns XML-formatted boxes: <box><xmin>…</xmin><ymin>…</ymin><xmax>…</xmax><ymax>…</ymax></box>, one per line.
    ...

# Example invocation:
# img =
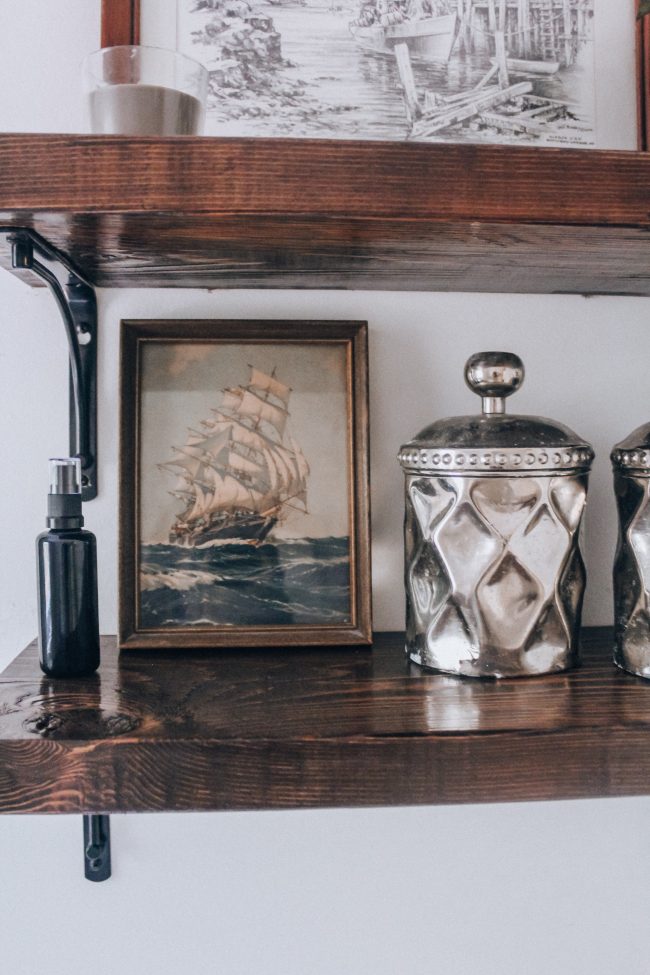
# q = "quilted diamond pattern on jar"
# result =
<box><xmin>405</xmin><ymin>473</ymin><xmax>588</xmax><ymax>678</ymax></box>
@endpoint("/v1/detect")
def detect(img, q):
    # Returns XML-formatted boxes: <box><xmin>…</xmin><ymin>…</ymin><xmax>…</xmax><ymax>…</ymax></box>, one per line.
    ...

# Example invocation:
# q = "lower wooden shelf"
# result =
<box><xmin>0</xmin><ymin>629</ymin><xmax>648</xmax><ymax>814</ymax></box>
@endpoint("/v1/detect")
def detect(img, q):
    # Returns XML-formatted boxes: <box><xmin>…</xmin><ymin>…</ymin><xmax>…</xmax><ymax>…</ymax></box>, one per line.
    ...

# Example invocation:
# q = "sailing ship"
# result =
<box><xmin>350</xmin><ymin>6</ymin><xmax>457</xmax><ymax>62</ymax></box>
<box><xmin>158</xmin><ymin>367</ymin><xmax>310</xmax><ymax>548</ymax></box>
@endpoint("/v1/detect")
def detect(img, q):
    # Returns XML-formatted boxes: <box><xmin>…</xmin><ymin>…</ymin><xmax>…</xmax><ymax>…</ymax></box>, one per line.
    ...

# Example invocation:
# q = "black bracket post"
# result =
<box><xmin>4</xmin><ymin>229</ymin><xmax>98</xmax><ymax>501</ymax></box>
<box><xmin>83</xmin><ymin>814</ymin><xmax>111</xmax><ymax>882</ymax></box>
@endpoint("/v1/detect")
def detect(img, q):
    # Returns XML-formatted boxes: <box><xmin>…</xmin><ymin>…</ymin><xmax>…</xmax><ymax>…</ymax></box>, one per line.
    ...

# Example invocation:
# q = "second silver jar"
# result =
<box><xmin>398</xmin><ymin>352</ymin><xmax>594</xmax><ymax>678</ymax></box>
<box><xmin>612</xmin><ymin>426</ymin><xmax>650</xmax><ymax>679</ymax></box>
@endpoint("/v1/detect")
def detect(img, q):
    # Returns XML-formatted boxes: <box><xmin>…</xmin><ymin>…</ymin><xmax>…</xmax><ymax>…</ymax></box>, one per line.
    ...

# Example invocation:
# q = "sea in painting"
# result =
<box><xmin>140</xmin><ymin>536</ymin><xmax>351</xmax><ymax>627</ymax></box>
<box><xmin>176</xmin><ymin>0</ymin><xmax>597</xmax><ymax>146</ymax></box>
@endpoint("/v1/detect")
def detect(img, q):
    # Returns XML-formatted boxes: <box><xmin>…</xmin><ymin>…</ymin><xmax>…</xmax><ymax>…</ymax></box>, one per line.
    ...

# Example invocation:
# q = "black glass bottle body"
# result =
<box><xmin>36</xmin><ymin>527</ymin><xmax>100</xmax><ymax>677</ymax></box>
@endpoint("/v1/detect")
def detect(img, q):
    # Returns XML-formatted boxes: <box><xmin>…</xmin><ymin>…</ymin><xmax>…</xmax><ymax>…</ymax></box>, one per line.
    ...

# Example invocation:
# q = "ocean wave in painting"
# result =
<box><xmin>139</xmin><ymin>536</ymin><xmax>351</xmax><ymax>628</ymax></box>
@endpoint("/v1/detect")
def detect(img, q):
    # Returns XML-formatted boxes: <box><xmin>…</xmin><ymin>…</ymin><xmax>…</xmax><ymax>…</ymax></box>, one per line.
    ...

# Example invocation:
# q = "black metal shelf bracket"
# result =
<box><xmin>4</xmin><ymin>229</ymin><xmax>97</xmax><ymax>501</ymax></box>
<box><xmin>83</xmin><ymin>814</ymin><xmax>111</xmax><ymax>882</ymax></box>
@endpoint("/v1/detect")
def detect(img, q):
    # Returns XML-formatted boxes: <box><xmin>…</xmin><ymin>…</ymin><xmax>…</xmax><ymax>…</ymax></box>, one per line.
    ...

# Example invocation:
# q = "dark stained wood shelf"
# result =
<box><xmin>1</xmin><ymin>134</ymin><xmax>650</xmax><ymax>295</ymax></box>
<box><xmin>1</xmin><ymin>628</ymin><xmax>650</xmax><ymax>815</ymax></box>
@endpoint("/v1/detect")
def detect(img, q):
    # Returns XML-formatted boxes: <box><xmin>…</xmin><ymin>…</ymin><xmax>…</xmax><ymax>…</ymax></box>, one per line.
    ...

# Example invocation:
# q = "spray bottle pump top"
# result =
<box><xmin>47</xmin><ymin>458</ymin><xmax>84</xmax><ymax>528</ymax></box>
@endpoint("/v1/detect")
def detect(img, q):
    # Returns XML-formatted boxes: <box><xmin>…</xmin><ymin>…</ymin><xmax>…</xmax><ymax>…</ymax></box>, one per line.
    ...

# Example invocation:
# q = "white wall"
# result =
<box><xmin>1</xmin><ymin>3</ymin><xmax>649</xmax><ymax>974</ymax></box>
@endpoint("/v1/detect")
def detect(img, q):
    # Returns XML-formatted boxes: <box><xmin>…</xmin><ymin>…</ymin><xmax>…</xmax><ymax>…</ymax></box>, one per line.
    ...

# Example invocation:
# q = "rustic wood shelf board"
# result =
<box><xmin>1</xmin><ymin>629</ymin><xmax>649</xmax><ymax>814</ymax></box>
<box><xmin>1</xmin><ymin>135</ymin><xmax>650</xmax><ymax>294</ymax></box>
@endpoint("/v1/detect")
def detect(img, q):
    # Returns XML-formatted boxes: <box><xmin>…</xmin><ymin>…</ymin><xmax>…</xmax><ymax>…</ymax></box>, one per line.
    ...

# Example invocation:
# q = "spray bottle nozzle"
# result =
<box><xmin>47</xmin><ymin>458</ymin><xmax>83</xmax><ymax>528</ymax></box>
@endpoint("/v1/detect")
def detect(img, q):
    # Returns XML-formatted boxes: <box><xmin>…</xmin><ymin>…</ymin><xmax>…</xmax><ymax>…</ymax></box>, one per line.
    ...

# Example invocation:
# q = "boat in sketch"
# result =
<box><xmin>158</xmin><ymin>367</ymin><xmax>309</xmax><ymax>548</ymax></box>
<box><xmin>350</xmin><ymin>11</ymin><xmax>458</xmax><ymax>62</ymax></box>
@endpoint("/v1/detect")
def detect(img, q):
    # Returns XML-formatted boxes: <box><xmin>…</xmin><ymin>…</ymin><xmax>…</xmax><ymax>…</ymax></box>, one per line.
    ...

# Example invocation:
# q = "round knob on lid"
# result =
<box><xmin>464</xmin><ymin>352</ymin><xmax>525</xmax><ymax>415</ymax></box>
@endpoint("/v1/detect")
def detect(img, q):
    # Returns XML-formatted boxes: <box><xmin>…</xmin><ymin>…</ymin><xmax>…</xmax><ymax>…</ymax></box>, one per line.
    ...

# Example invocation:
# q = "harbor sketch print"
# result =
<box><xmin>176</xmin><ymin>0</ymin><xmax>597</xmax><ymax>146</ymax></box>
<box><xmin>137</xmin><ymin>335</ymin><xmax>354</xmax><ymax>633</ymax></box>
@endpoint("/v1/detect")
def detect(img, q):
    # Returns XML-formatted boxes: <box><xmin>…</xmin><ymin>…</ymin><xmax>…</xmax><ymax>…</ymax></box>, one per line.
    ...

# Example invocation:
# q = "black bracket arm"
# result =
<box><xmin>83</xmin><ymin>814</ymin><xmax>111</xmax><ymax>882</ymax></box>
<box><xmin>4</xmin><ymin>229</ymin><xmax>97</xmax><ymax>501</ymax></box>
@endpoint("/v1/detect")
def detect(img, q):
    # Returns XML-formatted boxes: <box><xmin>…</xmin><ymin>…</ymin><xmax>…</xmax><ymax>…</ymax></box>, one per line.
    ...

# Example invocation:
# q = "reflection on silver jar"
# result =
<box><xmin>399</xmin><ymin>352</ymin><xmax>594</xmax><ymax>679</ymax></box>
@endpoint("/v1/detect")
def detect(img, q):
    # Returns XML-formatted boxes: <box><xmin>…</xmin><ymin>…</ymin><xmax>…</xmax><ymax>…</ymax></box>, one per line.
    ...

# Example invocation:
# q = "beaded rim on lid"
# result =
<box><xmin>611</xmin><ymin>422</ymin><xmax>650</xmax><ymax>474</ymax></box>
<box><xmin>399</xmin><ymin>351</ymin><xmax>594</xmax><ymax>476</ymax></box>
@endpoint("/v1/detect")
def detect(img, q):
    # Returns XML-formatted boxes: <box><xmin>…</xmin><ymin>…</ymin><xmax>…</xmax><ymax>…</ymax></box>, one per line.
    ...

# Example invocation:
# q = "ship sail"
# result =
<box><xmin>237</xmin><ymin>389</ymin><xmax>288</xmax><ymax>438</ymax></box>
<box><xmin>221</xmin><ymin>388</ymin><xmax>243</xmax><ymax>413</ymax></box>
<box><xmin>261</xmin><ymin>447</ymin><xmax>280</xmax><ymax>493</ymax></box>
<box><xmin>290</xmin><ymin>436</ymin><xmax>310</xmax><ymax>481</ymax></box>
<box><xmin>249</xmin><ymin>367</ymin><xmax>292</xmax><ymax>407</ymax></box>
<box><xmin>186</xmin><ymin>483</ymin><xmax>207</xmax><ymax>523</ymax></box>
<box><xmin>158</xmin><ymin>452</ymin><xmax>203</xmax><ymax>479</ymax></box>
<box><xmin>228</xmin><ymin>450</ymin><xmax>266</xmax><ymax>479</ymax></box>
<box><xmin>160</xmin><ymin>365</ymin><xmax>310</xmax><ymax>547</ymax></box>
<box><xmin>228</xmin><ymin>417</ymin><xmax>270</xmax><ymax>453</ymax></box>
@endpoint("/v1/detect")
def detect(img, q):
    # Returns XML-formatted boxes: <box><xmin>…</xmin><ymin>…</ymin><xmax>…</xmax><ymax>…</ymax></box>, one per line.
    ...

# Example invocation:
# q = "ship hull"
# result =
<box><xmin>171</xmin><ymin>515</ymin><xmax>277</xmax><ymax>548</ymax></box>
<box><xmin>350</xmin><ymin>13</ymin><xmax>457</xmax><ymax>62</ymax></box>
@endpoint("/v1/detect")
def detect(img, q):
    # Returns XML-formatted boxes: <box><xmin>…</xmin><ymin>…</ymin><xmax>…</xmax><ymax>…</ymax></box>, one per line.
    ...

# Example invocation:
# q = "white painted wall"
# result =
<box><xmin>1</xmin><ymin>4</ymin><xmax>649</xmax><ymax>974</ymax></box>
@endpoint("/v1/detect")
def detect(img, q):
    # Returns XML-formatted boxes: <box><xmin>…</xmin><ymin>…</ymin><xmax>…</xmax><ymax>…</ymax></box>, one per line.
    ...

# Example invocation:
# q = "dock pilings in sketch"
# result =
<box><xmin>454</xmin><ymin>1</ymin><xmax>591</xmax><ymax>67</ymax></box>
<box><xmin>395</xmin><ymin>0</ymin><xmax>592</xmax><ymax>141</ymax></box>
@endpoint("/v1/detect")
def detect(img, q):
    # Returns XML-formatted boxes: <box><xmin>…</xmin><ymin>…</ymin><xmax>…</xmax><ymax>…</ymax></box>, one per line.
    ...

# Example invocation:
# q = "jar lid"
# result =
<box><xmin>398</xmin><ymin>352</ymin><xmax>594</xmax><ymax>476</ymax></box>
<box><xmin>611</xmin><ymin>423</ymin><xmax>650</xmax><ymax>474</ymax></box>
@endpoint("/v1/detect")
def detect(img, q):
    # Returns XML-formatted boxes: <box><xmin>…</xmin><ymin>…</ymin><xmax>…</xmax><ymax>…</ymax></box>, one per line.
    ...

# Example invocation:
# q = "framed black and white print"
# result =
<box><xmin>102</xmin><ymin>0</ymin><xmax>641</xmax><ymax>148</ymax></box>
<box><xmin>119</xmin><ymin>319</ymin><xmax>372</xmax><ymax>649</ymax></box>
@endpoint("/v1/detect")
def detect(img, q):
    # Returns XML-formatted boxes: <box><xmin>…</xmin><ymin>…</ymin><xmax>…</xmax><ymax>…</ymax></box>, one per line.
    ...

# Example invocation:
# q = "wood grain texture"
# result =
<box><xmin>5</xmin><ymin>216</ymin><xmax>650</xmax><ymax>295</ymax></box>
<box><xmin>2</xmin><ymin>629</ymin><xmax>650</xmax><ymax>814</ymax></box>
<box><xmin>0</xmin><ymin>135</ymin><xmax>648</xmax><ymax>223</ymax></box>
<box><xmin>0</xmin><ymin>135</ymin><xmax>649</xmax><ymax>294</ymax></box>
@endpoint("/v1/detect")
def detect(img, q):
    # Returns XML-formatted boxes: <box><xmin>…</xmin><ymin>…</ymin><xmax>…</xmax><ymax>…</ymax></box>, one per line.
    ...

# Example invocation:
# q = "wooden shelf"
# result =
<box><xmin>1</xmin><ymin>628</ymin><xmax>650</xmax><ymax>814</ymax></box>
<box><xmin>1</xmin><ymin>134</ymin><xmax>650</xmax><ymax>295</ymax></box>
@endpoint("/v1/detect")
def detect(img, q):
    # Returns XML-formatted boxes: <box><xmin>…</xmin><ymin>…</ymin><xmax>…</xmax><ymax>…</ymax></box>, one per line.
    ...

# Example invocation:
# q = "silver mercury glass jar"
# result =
<box><xmin>398</xmin><ymin>352</ymin><xmax>594</xmax><ymax>678</ymax></box>
<box><xmin>611</xmin><ymin>427</ymin><xmax>650</xmax><ymax>679</ymax></box>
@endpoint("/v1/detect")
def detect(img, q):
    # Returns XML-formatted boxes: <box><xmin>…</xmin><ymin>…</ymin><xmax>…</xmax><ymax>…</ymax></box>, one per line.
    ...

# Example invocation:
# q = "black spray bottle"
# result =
<box><xmin>36</xmin><ymin>458</ymin><xmax>100</xmax><ymax>677</ymax></box>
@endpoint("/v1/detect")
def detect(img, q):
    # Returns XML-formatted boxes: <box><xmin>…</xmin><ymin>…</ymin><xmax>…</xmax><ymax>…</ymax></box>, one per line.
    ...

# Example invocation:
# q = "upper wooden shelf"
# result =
<box><xmin>1</xmin><ymin>628</ymin><xmax>650</xmax><ymax>814</ymax></box>
<box><xmin>1</xmin><ymin>134</ymin><xmax>650</xmax><ymax>295</ymax></box>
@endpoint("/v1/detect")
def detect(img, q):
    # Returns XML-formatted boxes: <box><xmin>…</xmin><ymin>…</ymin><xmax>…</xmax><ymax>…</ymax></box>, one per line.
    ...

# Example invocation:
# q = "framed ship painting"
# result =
<box><xmin>119</xmin><ymin>319</ymin><xmax>372</xmax><ymax>648</ymax></box>
<box><xmin>102</xmin><ymin>0</ymin><xmax>641</xmax><ymax>149</ymax></box>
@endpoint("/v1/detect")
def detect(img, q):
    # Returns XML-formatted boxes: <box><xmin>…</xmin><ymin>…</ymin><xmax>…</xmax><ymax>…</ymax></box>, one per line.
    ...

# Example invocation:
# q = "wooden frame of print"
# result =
<box><xmin>119</xmin><ymin>320</ymin><xmax>372</xmax><ymax>649</ymax></box>
<box><xmin>638</xmin><ymin>0</ymin><xmax>650</xmax><ymax>149</ymax></box>
<box><xmin>101</xmin><ymin>0</ymin><xmax>141</xmax><ymax>48</ymax></box>
<box><xmin>102</xmin><ymin>0</ymin><xmax>646</xmax><ymax>150</ymax></box>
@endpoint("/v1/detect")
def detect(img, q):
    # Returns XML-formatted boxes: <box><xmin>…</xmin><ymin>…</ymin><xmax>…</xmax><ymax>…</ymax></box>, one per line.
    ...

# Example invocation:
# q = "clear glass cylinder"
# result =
<box><xmin>82</xmin><ymin>45</ymin><xmax>208</xmax><ymax>135</ymax></box>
